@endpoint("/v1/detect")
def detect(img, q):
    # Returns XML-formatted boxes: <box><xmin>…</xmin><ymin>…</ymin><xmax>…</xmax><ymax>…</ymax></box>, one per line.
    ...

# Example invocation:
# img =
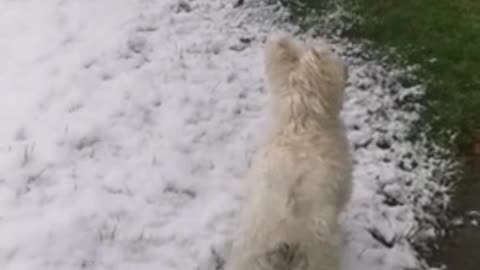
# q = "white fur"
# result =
<box><xmin>225</xmin><ymin>33</ymin><xmax>352</xmax><ymax>270</ymax></box>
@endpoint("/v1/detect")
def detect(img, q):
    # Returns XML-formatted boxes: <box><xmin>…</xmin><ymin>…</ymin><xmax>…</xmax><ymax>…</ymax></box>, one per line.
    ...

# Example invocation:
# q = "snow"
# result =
<box><xmin>0</xmin><ymin>0</ymin><xmax>453</xmax><ymax>270</ymax></box>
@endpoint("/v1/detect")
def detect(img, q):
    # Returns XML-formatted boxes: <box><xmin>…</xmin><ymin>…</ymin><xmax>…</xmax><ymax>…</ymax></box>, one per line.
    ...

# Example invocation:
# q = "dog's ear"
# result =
<box><xmin>305</xmin><ymin>38</ymin><xmax>330</xmax><ymax>57</ymax></box>
<box><xmin>265</xmin><ymin>32</ymin><xmax>302</xmax><ymax>66</ymax></box>
<box><xmin>306</xmin><ymin>39</ymin><xmax>348</xmax><ymax>83</ymax></box>
<box><xmin>264</xmin><ymin>32</ymin><xmax>303</xmax><ymax>88</ymax></box>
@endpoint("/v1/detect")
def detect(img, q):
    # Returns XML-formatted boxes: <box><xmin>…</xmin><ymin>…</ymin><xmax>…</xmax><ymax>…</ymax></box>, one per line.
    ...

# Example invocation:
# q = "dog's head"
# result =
<box><xmin>264</xmin><ymin>32</ymin><xmax>347</xmax><ymax>116</ymax></box>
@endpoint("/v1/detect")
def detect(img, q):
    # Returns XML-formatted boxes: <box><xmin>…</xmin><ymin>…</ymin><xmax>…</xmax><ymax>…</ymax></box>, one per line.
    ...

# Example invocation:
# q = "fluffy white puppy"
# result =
<box><xmin>225</xmin><ymin>33</ymin><xmax>352</xmax><ymax>270</ymax></box>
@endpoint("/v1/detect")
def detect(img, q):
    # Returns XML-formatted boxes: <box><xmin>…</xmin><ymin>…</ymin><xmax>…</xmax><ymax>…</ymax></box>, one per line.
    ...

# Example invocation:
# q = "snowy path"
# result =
<box><xmin>0</xmin><ymin>1</ymin><xmax>448</xmax><ymax>270</ymax></box>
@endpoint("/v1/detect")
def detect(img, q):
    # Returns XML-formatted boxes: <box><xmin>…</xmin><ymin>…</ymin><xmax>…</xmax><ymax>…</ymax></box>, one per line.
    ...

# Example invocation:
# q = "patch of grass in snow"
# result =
<box><xmin>278</xmin><ymin>0</ymin><xmax>480</xmax><ymax>156</ymax></box>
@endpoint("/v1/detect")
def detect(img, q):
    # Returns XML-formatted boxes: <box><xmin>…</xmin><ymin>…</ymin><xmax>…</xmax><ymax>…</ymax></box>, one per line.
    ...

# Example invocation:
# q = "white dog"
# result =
<box><xmin>225</xmin><ymin>33</ymin><xmax>352</xmax><ymax>270</ymax></box>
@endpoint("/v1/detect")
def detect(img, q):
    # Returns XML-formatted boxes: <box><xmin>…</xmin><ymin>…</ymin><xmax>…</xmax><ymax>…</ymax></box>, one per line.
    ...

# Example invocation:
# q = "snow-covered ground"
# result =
<box><xmin>0</xmin><ymin>1</ymin><xmax>453</xmax><ymax>270</ymax></box>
